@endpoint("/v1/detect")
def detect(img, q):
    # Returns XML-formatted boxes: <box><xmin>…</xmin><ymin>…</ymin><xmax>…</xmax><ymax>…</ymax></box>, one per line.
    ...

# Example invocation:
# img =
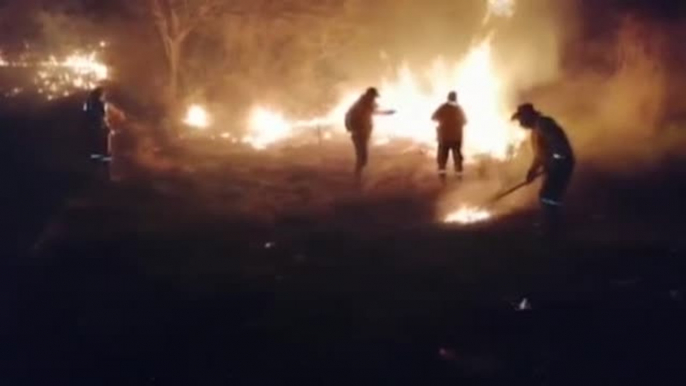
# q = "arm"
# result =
<box><xmin>374</xmin><ymin>108</ymin><xmax>396</xmax><ymax>116</ymax></box>
<box><xmin>373</xmin><ymin>102</ymin><xmax>395</xmax><ymax>115</ymax></box>
<box><xmin>526</xmin><ymin>132</ymin><xmax>544</xmax><ymax>182</ymax></box>
<box><xmin>431</xmin><ymin>105</ymin><xmax>442</xmax><ymax>121</ymax></box>
<box><xmin>344</xmin><ymin>108</ymin><xmax>355</xmax><ymax>132</ymax></box>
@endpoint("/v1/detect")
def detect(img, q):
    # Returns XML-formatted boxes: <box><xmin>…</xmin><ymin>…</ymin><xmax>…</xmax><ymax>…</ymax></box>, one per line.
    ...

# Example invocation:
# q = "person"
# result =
<box><xmin>431</xmin><ymin>91</ymin><xmax>467</xmax><ymax>184</ymax></box>
<box><xmin>105</xmin><ymin>101</ymin><xmax>129</xmax><ymax>182</ymax></box>
<box><xmin>511</xmin><ymin>103</ymin><xmax>575</xmax><ymax>235</ymax></box>
<box><xmin>344</xmin><ymin>87</ymin><xmax>395</xmax><ymax>180</ymax></box>
<box><xmin>83</xmin><ymin>86</ymin><xmax>110</xmax><ymax>162</ymax></box>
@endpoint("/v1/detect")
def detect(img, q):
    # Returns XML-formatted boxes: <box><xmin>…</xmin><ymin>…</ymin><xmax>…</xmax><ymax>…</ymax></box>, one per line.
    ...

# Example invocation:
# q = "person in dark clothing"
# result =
<box><xmin>511</xmin><ymin>103</ymin><xmax>575</xmax><ymax>235</ymax></box>
<box><xmin>83</xmin><ymin>86</ymin><xmax>110</xmax><ymax>162</ymax></box>
<box><xmin>344</xmin><ymin>87</ymin><xmax>395</xmax><ymax>179</ymax></box>
<box><xmin>432</xmin><ymin>91</ymin><xmax>467</xmax><ymax>184</ymax></box>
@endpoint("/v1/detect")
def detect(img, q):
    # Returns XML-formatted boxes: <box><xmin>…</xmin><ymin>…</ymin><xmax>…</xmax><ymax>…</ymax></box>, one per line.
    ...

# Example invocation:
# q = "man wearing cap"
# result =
<box><xmin>432</xmin><ymin>91</ymin><xmax>468</xmax><ymax>184</ymax></box>
<box><xmin>345</xmin><ymin>87</ymin><xmax>395</xmax><ymax>180</ymax></box>
<box><xmin>511</xmin><ymin>103</ymin><xmax>575</xmax><ymax>233</ymax></box>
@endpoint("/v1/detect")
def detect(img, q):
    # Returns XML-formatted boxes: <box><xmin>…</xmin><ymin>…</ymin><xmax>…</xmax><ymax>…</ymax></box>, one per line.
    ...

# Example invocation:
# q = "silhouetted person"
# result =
<box><xmin>84</xmin><ymin>86</ymin><xmax>110</xmax><ymax>162</ymax></box>
<box><xmin>511</xmin><ymin>103</ymin><xmax>575</xmax><ymax>235</ymax></box>
<box><xmin>432</xmin><ymin>91</ymin><xmax>467</xmax><ymax>184</ymax></box>
<box><xmin>344</xmin><ymin>87</ymin><xmax>395</xmax><ymax>180</ymax></box>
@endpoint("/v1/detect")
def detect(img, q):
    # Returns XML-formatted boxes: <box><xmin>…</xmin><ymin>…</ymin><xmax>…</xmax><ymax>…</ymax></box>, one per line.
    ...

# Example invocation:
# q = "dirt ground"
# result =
<box><xmin>2</xmin><ymin>105</ymin><xmax>686</xmax><ymax>385</ymax></box>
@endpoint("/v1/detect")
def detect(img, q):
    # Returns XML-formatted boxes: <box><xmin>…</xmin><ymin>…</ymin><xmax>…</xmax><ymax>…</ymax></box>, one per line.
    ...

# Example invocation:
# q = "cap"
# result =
<box><xmin>365</xmin><ymin>87</ymin><xmax>380</xmax><ymax>98</ymax></box>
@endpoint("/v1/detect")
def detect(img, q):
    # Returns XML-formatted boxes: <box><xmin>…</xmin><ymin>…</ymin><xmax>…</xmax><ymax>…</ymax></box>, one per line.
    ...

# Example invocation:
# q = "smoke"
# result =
<box><xmin>525</xmin><ymin>4</ymin><xmax>685</xmax><ymax>175</ymax></box>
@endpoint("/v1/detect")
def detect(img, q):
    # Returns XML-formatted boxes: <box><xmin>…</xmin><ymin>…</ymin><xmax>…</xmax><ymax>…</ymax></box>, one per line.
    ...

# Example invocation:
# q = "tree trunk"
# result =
<box><xmin>167</xmin><ymin>39</ymin><xmax>181</xmax><ymax>102</ymax></box>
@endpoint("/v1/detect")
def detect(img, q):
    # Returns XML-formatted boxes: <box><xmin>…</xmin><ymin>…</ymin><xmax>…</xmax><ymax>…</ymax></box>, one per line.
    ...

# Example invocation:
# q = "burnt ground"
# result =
<box><xmin>2</xmin><ymin>103</ymin><xmax>686</xmax><ymax>385</ymax></box>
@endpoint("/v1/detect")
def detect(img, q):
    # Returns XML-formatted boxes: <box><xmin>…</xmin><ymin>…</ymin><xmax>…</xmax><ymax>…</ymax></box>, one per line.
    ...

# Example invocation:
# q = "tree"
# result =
<box><xmin>146</xmin><ymin>0</ymin><xmax>227</xmax><ymax>103</ymax></box>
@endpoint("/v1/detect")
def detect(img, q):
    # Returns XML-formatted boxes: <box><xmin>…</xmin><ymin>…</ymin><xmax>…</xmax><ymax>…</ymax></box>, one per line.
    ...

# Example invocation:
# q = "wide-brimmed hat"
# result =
<box><xmin>511</xmin><ymin>103</ymin><xmax>536</xmax><ymax>121</ymax></box>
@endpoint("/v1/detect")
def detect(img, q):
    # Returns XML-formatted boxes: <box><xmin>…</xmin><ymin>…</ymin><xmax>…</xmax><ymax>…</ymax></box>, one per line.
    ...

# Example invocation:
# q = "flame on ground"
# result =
<box><xmin>245</xmin><ymin>37</ymin><xmax>525</xmax><ymax>161</ymax></box>
<box><xmin>184</xmin><ymin>104</ymin><xmax>211</xmax><ymax>129</ymax></box>
<box><xmin>244</xmin><ymin>107</ymin><xmax>292</xmax><ymax>150</ymax></box>
<box><xmin>444</xmin><ymin>207</ymin><xmax>493</xmax><ymax>225</ymax></box>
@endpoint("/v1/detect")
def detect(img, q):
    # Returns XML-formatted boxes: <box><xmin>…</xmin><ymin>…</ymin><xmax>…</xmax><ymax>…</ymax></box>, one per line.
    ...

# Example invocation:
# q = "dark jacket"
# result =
<box><xmin>432</xmin><ymin>102</ymin><xmax>466</xmax><ymax>143</ymax></box>
<box><xmin>530</xmin><ymin>116</ymin><xmax>574</xmax><ymax>171</ymax></box>
<box><xmin>345</xmin><ymin>96</ymin><xmax>378</xmax><ymax>139</ymax></box>
<box><xmin>84</xmin><ymin>91</ymin><xmax>106</xmax><ymax>124</ymax></box>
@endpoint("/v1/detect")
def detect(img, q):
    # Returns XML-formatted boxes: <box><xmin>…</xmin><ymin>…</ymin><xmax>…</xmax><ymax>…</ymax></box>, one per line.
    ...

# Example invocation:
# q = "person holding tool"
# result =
<box><xmin>511</xmin><ymin>103</ymin><xmax>575</xmax><ymax>235</ymax></box>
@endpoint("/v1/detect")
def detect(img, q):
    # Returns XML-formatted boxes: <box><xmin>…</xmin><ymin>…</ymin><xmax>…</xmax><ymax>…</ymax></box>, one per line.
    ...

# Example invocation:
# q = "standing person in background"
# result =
<box><xmin>84</xmin><ymin>85</ymin><xmax>129</xmax><ymax>182</ymax></box>
<box><xmin>84</xmin><ymin>86</ymin><xmax>110</xmax><ymax>163</ymax></box>
<box><xmin>432</xmin><ymin>91</ymin><xmax>467</xmax><ymax>184</ymax></box>
<box><xmin>344</xmin><ymin>87</ymin><xmax>395</xmax><ymax>182</ymax></box>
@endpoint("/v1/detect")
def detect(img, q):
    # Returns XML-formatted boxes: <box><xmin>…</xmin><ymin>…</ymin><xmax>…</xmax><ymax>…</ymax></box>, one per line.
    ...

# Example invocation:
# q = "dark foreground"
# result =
<box><xmin>2</xmin><ymin>106</ymin><xmax>686</xmax><ymax>385</ymax></box>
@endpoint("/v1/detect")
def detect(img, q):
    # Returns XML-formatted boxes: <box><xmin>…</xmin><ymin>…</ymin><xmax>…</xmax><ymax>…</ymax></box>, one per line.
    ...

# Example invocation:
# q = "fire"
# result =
<box><xmin>444</xmin><ymin>207</ymin><xmax>493</xmax><ymax>225</ymax></box>
<box><xmin>486</xmin><ymin>0</ymin><xmax>515</xmax><ymax>19</ymax></box>
<box><xmin>242</xmin><ymin>0</ymin><xmax>523</xmax><ymax>159</ymax></box>
<box><xmin>244</xmin><ymin>107</ymin><xmax>297</xmax><ymax>150</ymax></box>
<box><xmin>375</xmin><ymin>38</ymin><xmax>525</xmax><ymax>160</ymax></box>
<box><xmin>183</xmin><ymin>104</ymin><xmax>211</xmax><ymax>129</ymax></box>
<box><xmin>246</xmin><ymin>37</ymin><xmax>525</xmax><ymax>161</ymax></box>
<box><xmin>35</xmin><ymin>52</ymin><xmax>109</xmax><ymax>100</ymax></box>
<box><xmin>1</xmin><ymin>47</ymin><xmax>109</xmax><ymax>100</ymax></box>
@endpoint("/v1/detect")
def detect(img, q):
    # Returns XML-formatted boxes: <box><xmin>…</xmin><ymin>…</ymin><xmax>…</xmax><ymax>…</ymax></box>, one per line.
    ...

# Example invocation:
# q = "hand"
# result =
<box><xmin>526</xmin><ymin>169</ymin><xmax>539</xmax><ymax>184</ymax></box>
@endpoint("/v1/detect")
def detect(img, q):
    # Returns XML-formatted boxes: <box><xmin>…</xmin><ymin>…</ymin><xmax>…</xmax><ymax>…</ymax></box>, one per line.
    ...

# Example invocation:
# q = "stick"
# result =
<box><xmin>488</xmin><ymin>172</ymin><xmax>544</xmax><ymax>204</ymax></box>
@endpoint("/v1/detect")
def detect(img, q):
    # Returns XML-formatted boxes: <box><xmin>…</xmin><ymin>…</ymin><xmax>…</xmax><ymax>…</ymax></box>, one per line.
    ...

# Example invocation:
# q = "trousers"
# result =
<box><xmin>540</xmin><ymin>158</ymin><xmax>574</xmax><ymax>206</ymax></box>
<box><xmin>437</xmin><ymin>141</ymin><xmax>463</xmax><ymax>173</ymax></box>
<box><xmin>352</xmin><ymin>135</ymin><xmax>369</xmax><ymax>175</ymax></box>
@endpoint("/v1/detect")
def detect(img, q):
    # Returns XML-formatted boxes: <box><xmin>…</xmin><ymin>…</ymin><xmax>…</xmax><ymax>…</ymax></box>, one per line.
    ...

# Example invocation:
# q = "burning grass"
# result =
<box><xmin>0</xmin><ymin>45</ymin><xmax>108</xmax><ymax>100</ymax></box>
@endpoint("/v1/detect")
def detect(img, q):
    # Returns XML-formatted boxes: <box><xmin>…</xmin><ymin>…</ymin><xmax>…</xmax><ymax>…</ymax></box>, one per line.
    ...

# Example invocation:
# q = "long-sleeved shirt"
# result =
<box><xmin>530</xmin><ymin>116</ymin><xmax>574</xmax><ymax>172</ymax></box>
<box><xmin>345</xmin><ymin>96</ymin><xmax>394</xmax><ymax>139</ymax></box>
<box><xmin>432</xmin><ymin>102</ymin><xmax>467</xmax><ymax>142</ymax></box>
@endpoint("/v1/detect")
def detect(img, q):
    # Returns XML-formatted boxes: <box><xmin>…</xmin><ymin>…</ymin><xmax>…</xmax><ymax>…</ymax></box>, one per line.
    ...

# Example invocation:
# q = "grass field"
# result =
<box><xmin>2</xmin><ymin>104</ymin><xmax>686</xmax><ymax>385</ymax></box>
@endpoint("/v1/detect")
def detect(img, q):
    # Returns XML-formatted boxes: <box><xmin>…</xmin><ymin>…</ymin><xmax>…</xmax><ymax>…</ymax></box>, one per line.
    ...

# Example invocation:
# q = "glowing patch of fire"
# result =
<box><xmin>486</xmin><ymin>0</ymin><xmax>515</xmax><ymax>18</ymax></box>
<box><xmin>184</xmin><ymin>105</ymin><xmax>210</xmax><ymax>129</ymax></box>
<box><xmin>245</xmin><ymin>38</ymin><xmax>525</xmax><ymax>161</ymax></box>
<box><xmin>244</xmin><ymin>107</ymin><xmax>292</xmax><ymax>150</ymax></box>
<box><xmin>444</xmin><ymin>207</ymin><xmax>493</xmax><ymax>225</ymax></box>
<box><xmin>243</xmin><ymin>0</ymin><xmax>524</xmax><ymax>159</ymax></box>
<box><xmin>1</xmin><ymin>49</ymin><xmax>109</xmax><ymax>100</ymax></box>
